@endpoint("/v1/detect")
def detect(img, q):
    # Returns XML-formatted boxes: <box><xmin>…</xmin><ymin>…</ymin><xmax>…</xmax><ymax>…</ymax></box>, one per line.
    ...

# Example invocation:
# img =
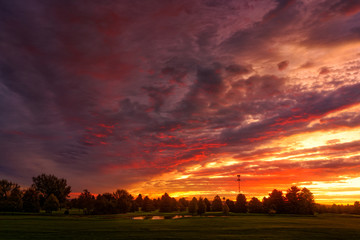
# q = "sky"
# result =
<box><xmin>1</xmin><ymin>0</ymin><xmax>360</xmax><ymax>204</ymax></box>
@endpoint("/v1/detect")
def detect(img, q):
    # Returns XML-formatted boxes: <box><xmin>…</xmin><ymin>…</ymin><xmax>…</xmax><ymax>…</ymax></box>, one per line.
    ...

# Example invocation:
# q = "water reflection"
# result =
<box><xmin>131</xmin><ymin>215</ymin><xmax>220</xmax><ymax>220</ymax></box>
<box><xmin>151</xmin><ymin>216</ymin><xmax>165</xmax><ymax>220</ymax></box>
<box><xmin>131</xmin><ymin>215</ymin><xmax>223</xmax><ymax>220</ymax></box>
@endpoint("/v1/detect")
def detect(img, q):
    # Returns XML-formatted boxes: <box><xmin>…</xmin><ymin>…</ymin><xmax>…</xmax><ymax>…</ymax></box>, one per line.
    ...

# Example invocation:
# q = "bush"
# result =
<box><xmin>43</xmin><ymin>194</ymin><xmax>60</xmax><ymax>213</ymax></box>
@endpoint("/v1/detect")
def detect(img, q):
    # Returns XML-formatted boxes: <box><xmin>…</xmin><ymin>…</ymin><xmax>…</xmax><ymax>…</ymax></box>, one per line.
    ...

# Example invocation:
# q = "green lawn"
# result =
<box><xmin>1</xmin><ymin>213</ymin><xmax>360</xmax><ymax>239</ymax></box>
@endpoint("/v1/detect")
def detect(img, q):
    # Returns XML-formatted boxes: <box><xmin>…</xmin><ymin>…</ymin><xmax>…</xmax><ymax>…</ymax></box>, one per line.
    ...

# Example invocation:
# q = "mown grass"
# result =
<box><xmin>1</xmin><ymin>213</ymin><xmax>360</xmax><ymax>240</ymax></box>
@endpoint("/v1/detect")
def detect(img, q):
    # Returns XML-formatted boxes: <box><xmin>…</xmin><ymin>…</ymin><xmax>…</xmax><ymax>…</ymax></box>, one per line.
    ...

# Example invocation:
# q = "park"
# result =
<box><xmin>2</xmin><ymin>174</ymin><xmax>360</xmax><ymax>239</ymax></box>
<box><xmin>1</xmin><ymin>211</ymin><xmax>360</xmax><ymax>239</ymax></box>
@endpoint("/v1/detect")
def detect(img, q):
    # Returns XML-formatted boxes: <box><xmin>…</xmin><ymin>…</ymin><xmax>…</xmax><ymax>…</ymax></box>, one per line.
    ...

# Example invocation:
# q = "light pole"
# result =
<box><xmin>237</xmin><ymin>175</ymin><xmax>241</xmax><ymax>193</ymax></box>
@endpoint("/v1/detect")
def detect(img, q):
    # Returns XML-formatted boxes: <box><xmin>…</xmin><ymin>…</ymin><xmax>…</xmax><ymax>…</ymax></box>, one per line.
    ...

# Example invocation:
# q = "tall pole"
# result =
<box><xmin>237</xmin><ymin>175</ymin><xmax>241</xmax><ymax>193</ymax></box>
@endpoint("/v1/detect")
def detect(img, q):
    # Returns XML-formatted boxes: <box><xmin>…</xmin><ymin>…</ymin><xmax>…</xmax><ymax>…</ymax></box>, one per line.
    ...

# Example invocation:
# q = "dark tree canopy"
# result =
<box><xmin>179</xmin><ymin>197</ymin><xmax>188</xmax><ymax>212</ymax></box>
<box><xmin>226</xmin><ymin>199</ymin><xmax>236</xmax><ymax>212</ymax></box>
<box><xmin>354</xmin><ymin>201</ymin><xmax>360</xmax><ymax>214</ymax></box>
<box><xmin>188</xmin><ymin>197</ymin><xmax>198</xmax><ymax>215</ymax></box>
<box><xmin>77</xmin><ymin>189</ymin><xmax>95</xmax><ymax>213</ymax></box>
<box><xmin>0</xmin><ymin>176</ymin><xmax>328</xmax><ymax>216</ymax></box>
<box><xmin>248</xmin><ymin>197</ymin><xmax>263</xmax><ymax>213</ymax></box>
<box><xmin>22</xmin><ymin>188</ymin><xmax>40</xmax><ymax>213</ymax></box>
<box><xmin>170</xmin><ymin>197</ymin><xmax>178</xmax><ymax>211</ymax></box>
<box><xmin>93</xmin><ymin>193</ymin><xmax>116</xmax><ymax>214</ymax></box>
<box><xmin>0</xmin><ymin>179</ymin><xmax>22</xmax><ymax>212</ymax></box>
<box><xmin>286</xmin><ymin>186</ymin><xmax>301</xmax><ymax>214</ymax></box>
<box><xmin>142</xmin><ymin>196</ymin><xmax>155</xmax><ymax>212</ymax></box>
<box><xmin>235</xmin><ymin>194</ymin><xmax>247</xmax><ymax>213</ymax></box>
<box><xmin>264</xmin><ymin>189</ymin><xmax>285</xmax><ymax>214</ymax></box>
<box><xmin>197</xmin><ymin>197</ymin><xmax>206</xmax><ymax>215</ymax></box>
<box><xmin>159</xmin><ymin>193</ymin><xmax>172</xmax><ymax>212</ymax></box>
<box><xmin>204</xmin><ymin>198</ymin><xmax>211</xmax><ymax>212</ymax></box>
<box><xmin>284</xmin><ymin>186</ymin><xmax>315</xmax><ymax>214</ymax></box>
<box><xmin>0</xmin><ymin>179</ymin><xmax>20</xmax><ymax>200</ymax></box>
<box><xmin>113</xmin><ymin>189</ymin><xmax>134</xmax><ymax>213</ymax></box>
<box><xmin>135</xmin><ymin>194</ymin><xmax>143</xmax><ymax>211</ymax></box>
<box><xmin>211</xmin><ymin>195</ymin><xmax>223</xmax><ymax>212</ymax></box>
<box><xmin>32</xmin><ymin>174</ymin><xmax>71</xmax><ymax>205</ymax></box>
<box><xmin>43</xmin><ymin>193</ymin><xmax>59</xmax><ymax>213</ymax></box>
<box><xmin>298</xmin><ymin>187</ymin><xmax>315</xmax><ymax>214</ymax></box>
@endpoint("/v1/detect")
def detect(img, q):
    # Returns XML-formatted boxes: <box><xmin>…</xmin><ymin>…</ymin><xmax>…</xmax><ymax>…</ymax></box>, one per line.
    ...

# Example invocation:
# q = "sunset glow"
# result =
<box><xmin>1</xmin><ymin>0</ymin><xmax>360</xmax><ymax>204</ymax></box>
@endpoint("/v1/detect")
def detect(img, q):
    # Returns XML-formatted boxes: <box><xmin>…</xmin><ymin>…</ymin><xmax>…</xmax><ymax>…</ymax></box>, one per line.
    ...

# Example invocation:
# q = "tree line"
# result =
<box><xmin>1</xmin><ymin>174</ymin><xmax>360</xmax><ymax>215</ymax></box>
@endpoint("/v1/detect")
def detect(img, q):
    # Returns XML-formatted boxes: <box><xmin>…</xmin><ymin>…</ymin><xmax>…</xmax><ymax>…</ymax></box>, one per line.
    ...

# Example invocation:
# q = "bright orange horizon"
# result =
<box><xmin>1</xmin><ymin>0</ymin><xmax>360</xmax><ymax>205</ymax></box>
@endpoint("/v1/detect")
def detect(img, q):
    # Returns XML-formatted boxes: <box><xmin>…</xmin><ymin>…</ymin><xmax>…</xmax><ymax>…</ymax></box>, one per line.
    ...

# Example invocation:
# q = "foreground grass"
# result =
<box><xmin>1</xmin><ymin>213</ymin><xmax>360</xmax><ymax>239</ymax></box>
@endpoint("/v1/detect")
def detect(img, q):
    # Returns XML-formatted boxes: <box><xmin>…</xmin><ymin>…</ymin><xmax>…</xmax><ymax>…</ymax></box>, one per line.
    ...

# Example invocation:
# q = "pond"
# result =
<box><xmin>131</xmin><ymin>215</ymin><xmax>220</xmax><ymax>220</ymax></box>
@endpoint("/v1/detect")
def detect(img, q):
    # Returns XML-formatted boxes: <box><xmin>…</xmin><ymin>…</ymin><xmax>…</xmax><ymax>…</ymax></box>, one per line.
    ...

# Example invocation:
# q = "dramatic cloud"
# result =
<box><xmin>277</xmin><ymin>60</ymin><xmax>289</xmax><ymax>71</ymax></box>
<box><xmin>1</xmin><ymin>0</ymin><xmax>360</xmax><ymax>203</ymax></box>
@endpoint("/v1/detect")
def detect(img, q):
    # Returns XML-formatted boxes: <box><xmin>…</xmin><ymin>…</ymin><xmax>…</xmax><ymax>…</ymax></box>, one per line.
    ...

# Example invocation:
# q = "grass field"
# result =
<box><xmin>1</xmin><ymin>213</ymin><xmax>360</xmax><ymax>240</ymax></box>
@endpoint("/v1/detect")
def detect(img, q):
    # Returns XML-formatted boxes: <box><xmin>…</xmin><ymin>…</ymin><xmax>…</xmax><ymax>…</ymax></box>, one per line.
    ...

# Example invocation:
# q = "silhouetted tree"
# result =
<box><xmin>153</xmin><ymin>198</ymin><xmax>161</xmax><ymax>210</ymax></box>
<box><xmin>343</xmin><ymin>204</ymin><xmax>353</xmax><ymax>214</ymax></box>
<box><xmin>170</xmin><ymin>197</ymin><xmax>178</xmax><ymax>211</ymax></box>
<box><xmin>43</xmin><ymin>194</ymin><xmax>59</xmax><ymax>213</ymax></box>
<box><xmin>204</xmin><ymin>198</ymin><xmax>211</xmax><ymax>212</ymax></box>
<box><xmin>142</xmin><ymin>196</ymin><xmax>155</xmax><ymax>212</ymax></box>
<box><xmin>286</xmin><ymin>186</ymin><xmax>301</xmax><ymax>214</ymax></box>
<box><xmin>329</xmin><ymin>204</ymin><xmax>338</xmax><ymax>213</ymax></box>
<box><xmin>197</xmin><ymin>197</ymin><xmax>206</xmax><ymax>215</ymax></box>
<box><xmin>78</xmin><ymin>189</ymin><xmax>95</xmax><ymax>214</ymax></box>
<box><xmin>179</xmin><ymin>198</ymin><xmax>188</xmax><ymax>212</ymax></box>
<box><xmin>135</xmin><ymin>194</ymin><xmax>143</xmax><ymax>211</ymax></box>
<box><xmin>235</xmin><ymin>194</ymin><xmax>247</xmax><ymax>213</ymax></box>
<box><xmin>159</xmin><ymin>193</ymin><xmax>172</xmax><ymax>212</ymax></box>
<box><xmin>353</xmin><ymin>201</ymin><xmax>360</xmax><ymax>214</ymax></box>
<box><xmin>22</xmin><ymin>188</ymin><xmax>40</xmax><ymax>213</ymax></box>
<box><xmin>265</xmin><ymin>189</ymin><xmax>285</xmax><ymax>214</ymax></box>
<box><xmin>298</xmin><ymin>187</ymin><xmax>315</xmax><ymax>214</ymax></box>
<box><xmin>93</xmin><ymin>193</ymin><xmax>116</xmax><ymax>214</ymax></box>
<box><xmin>262</xmin><ymin>196</ymin><xmax>269</xmax><ymax>212</ymax></box>
<box><xmin>226</xmin><ymin>199</ymin><xmax>236</xmax><ymax>212</ymax></box>
<box><xmin>113</xmin><ymin>189</ymin><xmax>133</xmax><ymax>213</ymax></box>
<box><xmin>32</xmin><ymin>174</ymin><xmax>71</xmax><ymax>207</ymax></box>
<box><xmin>248</xmin><ymin>197</ymin><xmax>263</xmax><ymax>213</ymax></box>
<box><xmin>211</xmin><ymin>195</ymin><xmax>223</xmax><ymax>212</ymax></box>
<box><xmin>188</xmin><ymin>197</ymin><xmax>198</xmax><ymax>215</ymax></box>
<box><xmin>0</xmin><ymin>179</ymin><xmax>22</xmax><ymax>212</ymax></box>
<box><xmin>69</xmin><ymin>198</ymin><xmax>78</xmax><ymax>209</ymax></box>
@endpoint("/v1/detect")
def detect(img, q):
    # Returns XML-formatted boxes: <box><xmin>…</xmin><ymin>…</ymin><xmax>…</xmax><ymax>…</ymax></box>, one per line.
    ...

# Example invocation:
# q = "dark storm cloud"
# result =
<box><xmin>220</xmin><ymin>81</ymin><xmax>360</xmax><ymax>145</ymax></box>
<box><xmin>221</xmin><ymin>0</ymin><xmax>300</xmax><ymax>58</ymax></box>
<box><xmin>300</xmin><ymin>0</ymin><xmax>360</xmax><ymax>48</ymax></box>
<box><xmin>172</xmin><ymin>63</ymin><xmax>226</xmax><ymax>118</ymax></box>
<box><xmin>225</xmin><ymin>64</ymin><xmax>253</xmax><ymax>75</ymax></box>
<box><xmin>232</xmin><ymin>75</ymin><xmax>286</xmax><ymax>99</ymax></box>
<box><xmin>325</xmin><ymin>0</ymin><xmax>360</xmax><ymax>17</ymax></box>
<box><xmin>277</xmin><ymin>60</ymin><xmax>289</xmax><ymax>71</ymax></box>
<box><xmin>262</xmin><ymin>0</ymin><xmax>296</xmax><ymax>21</ymax></box>
<box><xmin>196</xmin><ymin>65</ymin><xmax>224</xmax><ymax>95</ymax></box>
<box><xmin>142</xmin><ymin>86</ymin><xmax>174</xmax><ymax>112</ymax></box>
